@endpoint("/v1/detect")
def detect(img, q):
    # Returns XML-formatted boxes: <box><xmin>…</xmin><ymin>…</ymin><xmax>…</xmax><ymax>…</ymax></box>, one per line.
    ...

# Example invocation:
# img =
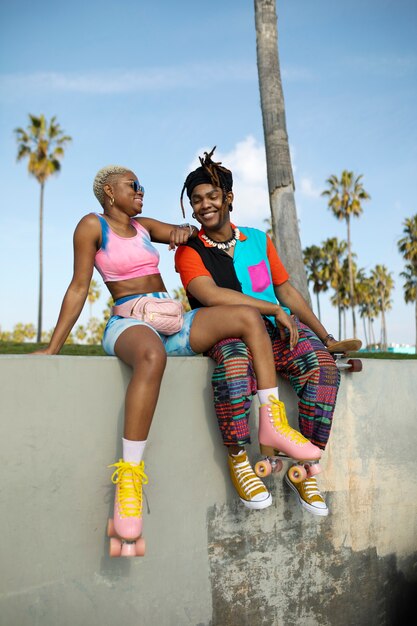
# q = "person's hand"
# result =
<box><xmin>274</xmin><ymin>307</ymin><xmax>299</xmax><ymax>350</ymax></box>
<box><xmin>168</xmin><ymin>225</ymin><xmax>195</xmax><ymax>250</ymax></box>
<box><xmin>323</xmin><ymin>335</ymin><xmax>337</xmax><ymax>349</ymax></box>
<box><xmin>31</xmin><ymin>347</ymin><xmax>53</xmax><ymax>355</ymax></box>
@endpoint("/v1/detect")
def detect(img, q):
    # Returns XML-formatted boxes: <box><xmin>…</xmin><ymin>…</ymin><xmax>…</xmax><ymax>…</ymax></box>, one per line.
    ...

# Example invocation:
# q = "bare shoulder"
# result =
<box><xmin>135</xmin><ymin>216</ymin><xmax>155</xmax><ymax>232</ymax></box>
<box><xmin>73</xmin><ymin>213</ymin><xmax>102</xmax><ymax>244</ymax></box>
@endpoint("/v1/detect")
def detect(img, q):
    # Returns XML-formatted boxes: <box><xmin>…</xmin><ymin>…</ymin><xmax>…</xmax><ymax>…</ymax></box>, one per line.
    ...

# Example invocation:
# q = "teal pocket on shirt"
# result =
<box><xmin>247</xmin><ymin>260</ymin><xmax>271</xmax><ymax>292</ymax></box>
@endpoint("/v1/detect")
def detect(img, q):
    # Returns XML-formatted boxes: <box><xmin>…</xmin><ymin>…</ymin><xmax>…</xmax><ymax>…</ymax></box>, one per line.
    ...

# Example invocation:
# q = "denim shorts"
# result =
<box><xmin>102</xmin><ymin>292</ymin><xmax>199</xmax><ymax>357</ymax></box>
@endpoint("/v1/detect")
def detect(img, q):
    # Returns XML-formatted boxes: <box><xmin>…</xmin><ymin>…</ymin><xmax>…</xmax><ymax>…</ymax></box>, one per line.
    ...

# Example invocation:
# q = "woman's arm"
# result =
<box><xmin>137</xmin><ymin>217</ymin><xmax>198</xmax><ymax>249</ymax></box>
<box><xmin>34</xmin><ymin>215</ymin><xmax>100</xmax><ymax>354</ymax></box>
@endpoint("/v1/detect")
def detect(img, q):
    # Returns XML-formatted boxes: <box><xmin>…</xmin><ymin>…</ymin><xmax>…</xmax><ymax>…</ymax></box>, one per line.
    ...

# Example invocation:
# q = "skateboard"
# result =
<box><xmin>327</xmin><ymin>339</ymin><xmax>363</xmax><ymax>372</ymax></box>
<box><xmin>107</xmin><ymin>518</ymin><xmax>146</xmax><ymax>557</ymax></box>
<box><xmin>255</xmin><ymin>451</ymin><xmax>321</xmax><ymax>483</ymax></box>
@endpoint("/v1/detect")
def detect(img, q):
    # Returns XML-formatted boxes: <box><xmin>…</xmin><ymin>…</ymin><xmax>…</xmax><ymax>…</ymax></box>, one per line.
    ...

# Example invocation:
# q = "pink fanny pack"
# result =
<box><xmin>112</xmin><ymin>296</ymin><xmax>184</xmax><ymax>335</ymax></box>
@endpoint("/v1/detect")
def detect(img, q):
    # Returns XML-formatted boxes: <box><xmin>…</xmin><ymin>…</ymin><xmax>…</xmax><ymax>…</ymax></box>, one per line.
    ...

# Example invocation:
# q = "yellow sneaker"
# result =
<box><xmin>228</xmin><ymin>450</ymin><xmax>272</xmax><ymax>510</ymax></box>
<box><xmin>284</xmin><ymin>472</ymin><xmax>328</xmax><ymax>517</ymax></box>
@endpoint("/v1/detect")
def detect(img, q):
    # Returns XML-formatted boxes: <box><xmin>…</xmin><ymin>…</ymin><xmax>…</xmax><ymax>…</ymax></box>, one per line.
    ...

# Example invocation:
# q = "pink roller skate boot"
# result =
<box><xmin>255</xmin><ymin>395</ymin><xmax>322</xmax><ymax>481</ymax></box>
<box><xmin>258</xmin><ymin>395</ymin><xmax>321</xmax><ymax>461</ymax></box>
<box><xmin>107</xmin><ymin>459</ymin><xmax>148</xmax><ymax>558</ymax></box>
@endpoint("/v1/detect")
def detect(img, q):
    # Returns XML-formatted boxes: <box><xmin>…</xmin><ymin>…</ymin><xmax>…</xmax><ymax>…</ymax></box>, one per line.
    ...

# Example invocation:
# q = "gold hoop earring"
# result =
<box><xmin>110</xmin><ymin>197</ymin><xmax>115</xmax><ymax>207</ymax></box>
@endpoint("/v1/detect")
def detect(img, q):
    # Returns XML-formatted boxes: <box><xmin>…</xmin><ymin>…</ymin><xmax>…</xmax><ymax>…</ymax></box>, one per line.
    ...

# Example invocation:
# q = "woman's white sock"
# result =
<box><xmin>122</xmin><ymin>438</ymin><xmax>147</xmax><ymax>464</ymax></box>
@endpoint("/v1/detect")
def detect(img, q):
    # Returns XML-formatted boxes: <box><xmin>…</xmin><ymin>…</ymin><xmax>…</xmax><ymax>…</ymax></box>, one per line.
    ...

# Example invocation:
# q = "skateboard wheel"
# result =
<box><xmin>109</xmin><ymin>537</ymin><xmax>122</xmax><ymax>557</ymax></box>
<box><xmin>347</xmin><ymin>359</ymin><xmax>363</xmax><ymax>372</ymax></box>
<box><xmin>272</xmin><ymin>459</ymin><xmax>283</xmax><ymax>474</ymax></box>
<box><xmin>288</xmin><ymin>464</ymin><xmax>307</xmax><ymax>483</ymax></box>
<box><xmin>255</xmin><ymin>459</ymin><xmax>272</xmax><ymax>477</ymax></box>
<box><xmin>107</xmin><ymin>518</ymin><xmax>115</xmax><ymax>537</ymax></box>
<box><xmin>135</xmin><ymin>537</ymin><xmax>146</xmax><ymax>557</ymax></box>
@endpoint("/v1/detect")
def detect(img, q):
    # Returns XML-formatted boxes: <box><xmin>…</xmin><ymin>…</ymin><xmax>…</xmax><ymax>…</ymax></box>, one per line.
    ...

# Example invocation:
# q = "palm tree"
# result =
<box><xmin>398</xmin><ymin>215</ymin><xmax>417</xmax><ymax>352</ymax></box>
<box><xmin>87</xmin><ymin>279</ymin><xmax>101</xmax><ymax>319</ymax></box>
<box><xmin>356</xmin><ymin>273</ymin><xmax>376</xmax><ymax>348</ymax></box>
<box><xmin>15</xmin><ymin>114</ymin><xmax>72</xmax><ymax>342</ymax></box>
<box><xmin>322</xmin><ymin>171</ymin><xmax>370</xmax><ymax>337</ymax></box>
<box><xmin>370</xmin><ymin>265</ymin><xmax>394</xmax><ymax>350</ymax></box>
<box><xmin>321</xmin><ymin>237</ymin><xmax>348</xmax><ymax>340</ymax></box>
<box><xmin>173</xmin><ymin>287</ymin><xmax>191</xmax><ymax>312</ymax></box>
<box><xmin>400</xmin><ymin>265</ymin><xmax>417</xmax><ymax>353</ymax></box>
<box><xmin>254</xmin><ymin>0</ymin><xmax>310</xmax><ymax>303</ymax></box>
<box><xmin>303</xmin><ymin>245</ymin><xmax>328</xmax><ymax>320</ymax></box>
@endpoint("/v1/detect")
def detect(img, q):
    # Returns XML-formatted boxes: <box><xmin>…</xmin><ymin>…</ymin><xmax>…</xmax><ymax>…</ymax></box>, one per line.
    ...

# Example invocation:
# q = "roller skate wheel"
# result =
<box><xmin>135</xmin><ymin>537</ymin><xmax>146</xmax><ymax>557</ymax></box>
<box><xmin>109</xmin><ymin>537</ymin><xmax>122</xmax><ymax>557</ymax></box>
<box><xmin>288</xmin><ymin>464</ymin><xmax>307</xmax><ymax>483</ymax></box>
<box><xmin>121</xmin><ymin>541</ymin><xmax>138</xmax><ymax>557</ymax></box>
<box><xmin>107</xmin><ymin>518</ymin><xmax>115</xmax><ymax>537</ymax></box>
<box><xmin>307</xmin><ymin>463</ymin><xmax>321</xmax><ymax>477</ymax></box>
<box><xmin>272</xmin><ymin>459</ymin><xmax>283</xmax><ymax>474</ymax></box>
<box><xmin>255</xmin><ymin>459</ymin><xmax>272</xmax><ymax>477</ymax></box>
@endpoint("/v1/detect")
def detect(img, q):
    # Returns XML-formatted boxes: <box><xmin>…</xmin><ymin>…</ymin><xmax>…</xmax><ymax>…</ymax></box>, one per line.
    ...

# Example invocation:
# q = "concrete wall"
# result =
<box><xmin>0</xmin><ymin>355</ymin><xmax>416</xmax><ymax>626</ymax></box>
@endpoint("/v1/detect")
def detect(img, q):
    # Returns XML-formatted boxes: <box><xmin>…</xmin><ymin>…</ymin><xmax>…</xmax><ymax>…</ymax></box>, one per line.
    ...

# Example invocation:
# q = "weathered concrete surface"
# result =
<box><xmin>0</xmin><ymin>356</ymin><xmax>416</xmax><ymax>626</ymax></box>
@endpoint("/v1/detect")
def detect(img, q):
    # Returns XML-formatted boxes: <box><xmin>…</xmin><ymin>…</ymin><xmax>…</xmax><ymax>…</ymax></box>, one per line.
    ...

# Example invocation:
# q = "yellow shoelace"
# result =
<box><xmin>267</xmin><ymin>395</ymin><xmax>308</xmax><ymax>445</ymax></box>
<box><xmin>109</xmin><ymin>460</ymin><xmax>149</xmax><ymax>518</ymax></box>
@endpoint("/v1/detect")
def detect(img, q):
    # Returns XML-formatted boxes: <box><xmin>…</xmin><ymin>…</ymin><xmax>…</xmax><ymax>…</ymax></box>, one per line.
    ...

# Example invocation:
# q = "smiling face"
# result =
<box><xmin>190</xmin><ymin>183</ymin><xmax>234</xmax><ymax>234</ymax></box>
<box><xmin>104</xmin><ymin>171</ymin><xmax>144</xmax><ymax>215</ymax></box>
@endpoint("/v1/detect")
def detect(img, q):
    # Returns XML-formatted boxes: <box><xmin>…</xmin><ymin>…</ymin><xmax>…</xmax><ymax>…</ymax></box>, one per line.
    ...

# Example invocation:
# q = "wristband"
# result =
<box><xmin>323</xmin><ymin>334</ymin><xmax>335</xmax><ymax>346</ymax></box>
<box><xmin>179</xmin><ymin>223</ymin><xmax>194</xmax><ymax>237</ymax></box>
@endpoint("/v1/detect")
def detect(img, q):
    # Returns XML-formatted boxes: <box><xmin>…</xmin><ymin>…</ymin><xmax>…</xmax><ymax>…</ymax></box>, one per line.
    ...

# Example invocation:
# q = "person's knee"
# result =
<box><xmin>133</xmin><ymin>345</ymin><xmax>167</xmax><ymax>373</ymax></box>
<box><xmin>235</xmin><ymin>305</ymin><xmax>264</xmax><ymax>329</ymax></box>
<box><xmin>213</xmin><ymin>338</ymin><xmax>250</xmax><ymax>365</ymax></box>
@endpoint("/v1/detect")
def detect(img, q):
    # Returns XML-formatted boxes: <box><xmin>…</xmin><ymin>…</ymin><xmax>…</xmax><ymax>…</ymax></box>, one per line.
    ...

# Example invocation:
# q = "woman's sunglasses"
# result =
<box><xmin>120</xmin><ymin>180</ymin><xmax>144</xmax><ymax>194</ymax></box>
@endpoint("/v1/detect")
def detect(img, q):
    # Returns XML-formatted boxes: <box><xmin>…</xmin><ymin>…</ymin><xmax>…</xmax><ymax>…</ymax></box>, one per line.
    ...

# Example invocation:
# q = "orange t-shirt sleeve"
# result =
<box><xmin>174</xmin><ymin>245</ymin><xmax>211</xmax><ymax>290</ymax></box>
<box><xmin>266</xmin><ymin>235</ymin><xmax>289</xmax><ymax>285</ymax></box>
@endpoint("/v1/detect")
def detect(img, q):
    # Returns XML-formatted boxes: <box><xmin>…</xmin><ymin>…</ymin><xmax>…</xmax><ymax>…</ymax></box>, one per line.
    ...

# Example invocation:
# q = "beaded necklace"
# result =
<box><xmin>201</xmin><ymin>227</ymin><xmax>240</xmax><ymax>250</ymax></box>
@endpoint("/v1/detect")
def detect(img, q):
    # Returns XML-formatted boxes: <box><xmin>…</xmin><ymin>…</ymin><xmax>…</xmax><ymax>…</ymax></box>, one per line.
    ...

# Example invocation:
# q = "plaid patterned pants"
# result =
<box><xmin>206</xmin><ymin>318</ymin><xmax>341</xmax><ymax>450</ymax></box>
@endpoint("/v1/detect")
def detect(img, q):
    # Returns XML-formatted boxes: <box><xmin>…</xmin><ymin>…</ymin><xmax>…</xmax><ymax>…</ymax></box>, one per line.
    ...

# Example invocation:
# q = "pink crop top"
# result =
<box><xmin>94</xmin><ymin>214</ymin><xmax>160</xmax><ymax>282</ymax></box>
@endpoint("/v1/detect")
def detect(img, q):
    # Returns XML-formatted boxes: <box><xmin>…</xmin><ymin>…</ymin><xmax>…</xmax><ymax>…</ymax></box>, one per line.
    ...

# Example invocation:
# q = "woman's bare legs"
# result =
<box><xmin>114</xmin><ymin>325</ymin><xmax>167</xmax><ymax>440</ymax></box>
<box><xmin>189</xmin><ymin>305</ymin><xmax>277</xmax><ymax>390</ymax></box>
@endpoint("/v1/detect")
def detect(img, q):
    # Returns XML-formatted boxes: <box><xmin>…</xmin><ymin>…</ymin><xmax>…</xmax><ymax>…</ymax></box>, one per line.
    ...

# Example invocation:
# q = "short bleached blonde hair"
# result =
<box><xmin>93</xmin><ymin>165</ymin><xmax>131</xmax><ymax>207</ymax></box>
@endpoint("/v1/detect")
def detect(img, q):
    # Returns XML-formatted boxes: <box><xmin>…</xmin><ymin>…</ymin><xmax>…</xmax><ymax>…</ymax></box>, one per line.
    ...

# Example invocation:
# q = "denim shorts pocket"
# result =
<box><xmin>247</xmin><ymin>260</ymin><xmax>271</xmax><ymax>292</ymax></box>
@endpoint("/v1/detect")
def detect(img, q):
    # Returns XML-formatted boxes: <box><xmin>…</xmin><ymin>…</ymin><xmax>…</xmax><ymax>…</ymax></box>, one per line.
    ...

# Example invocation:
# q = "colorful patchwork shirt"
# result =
<box><xmin>175</xmin><ymin>225</ymin><xmax>291</xmax><ymax>324</ymax></box>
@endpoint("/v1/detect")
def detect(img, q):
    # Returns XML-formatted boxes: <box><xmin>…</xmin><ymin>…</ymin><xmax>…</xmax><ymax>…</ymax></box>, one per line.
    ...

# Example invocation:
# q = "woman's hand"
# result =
<box><xmin>274</xmin><ymin>307</ymin><xmax>299</xmax><ymax>350</ymax></box>
<box><xmin>168</xmin><ymin>224</ymin><xmax>196</xmax><ymax>250</ymax></box>
<box><xmin>31</xmin><ymin>347</ymin><xmax>54</xmax><ymax>355</ymax></box>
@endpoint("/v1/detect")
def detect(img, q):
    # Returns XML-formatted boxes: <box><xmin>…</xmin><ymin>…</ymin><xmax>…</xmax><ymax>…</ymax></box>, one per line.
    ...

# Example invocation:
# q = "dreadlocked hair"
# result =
<box><xmin>180</xmin><ymin>146</ymin><xmax>233</xmax><ymax>218</ymax></box>
<box><xmin>93</xmin><ymin>165</ymin><xmax>131</xmax><ymax>207</ymax></box>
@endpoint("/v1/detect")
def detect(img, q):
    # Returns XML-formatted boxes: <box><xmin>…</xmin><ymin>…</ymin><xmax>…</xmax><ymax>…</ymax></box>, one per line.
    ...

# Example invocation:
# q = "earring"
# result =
<box><xmin>228</xmin><ymin>204</ymin><xmax>233</xmax><ymax>212</ymax></box>
<box><xmin>110</xmin><ymin>197</ymin><xmax>115</xmax><ymax>207</ymax></box>
<box><xmin>192</xmin><ymin>212</ymin><xmax>196</xmax><ymax>219</ymax></box>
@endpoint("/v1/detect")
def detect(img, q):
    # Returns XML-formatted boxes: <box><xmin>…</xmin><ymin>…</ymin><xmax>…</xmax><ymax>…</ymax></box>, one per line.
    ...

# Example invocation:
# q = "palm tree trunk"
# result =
<box><xmin>37</xmin><ymin>182</ymin><xmax>44</xmax><ymax>343</ymax></box>
<box><xmin>415</xmin><ymin>299</ymin><xmax>417</xmax><ymax>355</ymax></box>
<box><xmin>380</xmin><ymin>303</ymin><xmax>387</xmax><ymax>350</ymax></box>
<box><xmin>254</xmin><ymin>0</ymin><xmax>310</xmax><ymax>303</ymax></box>
<box><xmin>346</xmin><ymin>214</ymin><xmax>357</xmax><ymax>337</ymax></box>
<box><xmin>363</xmin><ymin>317</ymin><xmax>368</xmax><ymax>348</ymax></box>
<box><xmin>316</xmin><ymin>292</ymin><xmax>321</xmax><ymax>321</ymax></box>
<box><xmin>343</xmin><ymin>309</ymin><xmax>347</xmax><ymax>340</ymax></box>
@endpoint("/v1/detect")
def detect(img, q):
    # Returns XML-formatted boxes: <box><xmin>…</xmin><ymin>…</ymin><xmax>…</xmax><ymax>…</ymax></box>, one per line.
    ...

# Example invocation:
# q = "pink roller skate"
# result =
<box><xmin>107</xmin><ymin>459</ymin><xmax>148</xmax><ymax>557</ymax></box>
<box><xmin>255</xmin><ymin>395</ymin><xmax>322</xmax><ymax>483</ymax></box>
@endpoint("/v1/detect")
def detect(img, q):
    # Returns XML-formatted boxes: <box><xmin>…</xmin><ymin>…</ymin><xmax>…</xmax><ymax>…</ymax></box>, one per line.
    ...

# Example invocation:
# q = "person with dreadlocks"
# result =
<box><xmin>175</xmin><ymin>148</ymin><xmax>341</xmax><ymax>517</ymax></box>
<box><xmin>33</xmin><ymin>164</ymin><xmax>320</xmax><ymax>557</ymax></box>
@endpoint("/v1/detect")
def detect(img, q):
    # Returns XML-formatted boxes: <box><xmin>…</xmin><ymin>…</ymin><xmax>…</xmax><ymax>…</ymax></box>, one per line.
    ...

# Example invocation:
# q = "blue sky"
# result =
<box><xmin>1</xmin><ymin>0</ymin><xmax>416</xmax><ymax>346</ymax></box>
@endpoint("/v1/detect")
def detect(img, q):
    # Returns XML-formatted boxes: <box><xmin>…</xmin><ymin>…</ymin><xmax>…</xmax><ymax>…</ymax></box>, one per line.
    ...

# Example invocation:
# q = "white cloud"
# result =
<box><xmin>186</xmin><ymin>136</ymin><xmax>270</xmax><ymax>227</ymax></box>
<box><xmin>0</xmin><ymin>62</ymin><xmax>257</xmax><ymax>96</ymax></box>
<box><xmin>298</xmin><ymin>177</ymin><xmax>321</xmax><ymax>199</ymax></box>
